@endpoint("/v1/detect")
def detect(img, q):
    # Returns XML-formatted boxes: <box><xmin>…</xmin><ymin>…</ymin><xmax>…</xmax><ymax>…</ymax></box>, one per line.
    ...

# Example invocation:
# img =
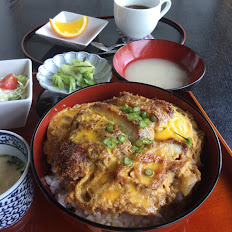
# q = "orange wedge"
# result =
<box><xmin>49</xmin><ymin>16</ymin><xmax>88</xmax><ymax>38</ymax></box>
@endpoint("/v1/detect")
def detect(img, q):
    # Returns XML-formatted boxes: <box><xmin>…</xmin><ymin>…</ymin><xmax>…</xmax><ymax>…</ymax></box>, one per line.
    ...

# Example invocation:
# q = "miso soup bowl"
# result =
<box><xmin>31</xmin><ymin>82</ymin><xmax>221</xmax><ymax>232</ymax></box>
<box><xmin>0</xmin><ymin>130</ymin><xmax>34</xmax><ymax>230</ymax></box>
<box><xmin>113</xmin><ymin>39</ymin><xmax>205</xmax><ymax>91</ymax></box>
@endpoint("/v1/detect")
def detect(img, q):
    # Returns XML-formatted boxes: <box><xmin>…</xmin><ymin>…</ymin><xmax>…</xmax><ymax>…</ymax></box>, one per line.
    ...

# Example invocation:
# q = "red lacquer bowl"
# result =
<box><xmin>113</xmin><ymin>40</ymin><xmax>205</xmax><ymax>91</ymax></box>
<box><xmin>31</xmin><ymin>82</ymin><xmax>221</xmax><ymax>232</ymax></box>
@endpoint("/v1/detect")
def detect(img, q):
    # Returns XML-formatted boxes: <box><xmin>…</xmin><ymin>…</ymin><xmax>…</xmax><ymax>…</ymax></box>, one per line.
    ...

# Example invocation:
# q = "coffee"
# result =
<box><xmin>125</xmin><ymin>4</ymin><xmax>150</xmax><ymax>9</ymax></box>
<box><xmin>114</xmin><ymin>0</ymin><xmax>172</xmax><ymax>39</ymax></box>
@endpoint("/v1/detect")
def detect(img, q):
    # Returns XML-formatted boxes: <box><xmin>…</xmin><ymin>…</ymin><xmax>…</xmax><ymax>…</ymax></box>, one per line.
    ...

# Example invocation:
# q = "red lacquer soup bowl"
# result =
<box><xmin>31</xmin><ymin>82</ymin><xmax>221</xmax><ymax>232</ymax></box>
<box><xmin>113</xmin><ymin>40</ymin><xmax>205</xmax><ymax>91</ymax></box>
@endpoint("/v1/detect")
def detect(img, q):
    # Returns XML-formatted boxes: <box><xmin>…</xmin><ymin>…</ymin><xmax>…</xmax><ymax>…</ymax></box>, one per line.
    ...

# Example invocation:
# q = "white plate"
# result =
<box><xmin>35</xmin><ymin>11</ymin><xmax>108</xmax><ymax>49</ymax></box>
<box><xmin>36</xmin><ymin>51</ymin><xmax>112</xmax><ymax>95</ymax></box>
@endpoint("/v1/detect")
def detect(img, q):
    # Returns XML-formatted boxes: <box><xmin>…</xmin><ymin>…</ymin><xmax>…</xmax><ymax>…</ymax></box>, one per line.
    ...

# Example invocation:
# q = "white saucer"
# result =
<box><xmin>35</xmin><ymin>11</ymin><xmax>108</xmax><ymax>49</ymax></box>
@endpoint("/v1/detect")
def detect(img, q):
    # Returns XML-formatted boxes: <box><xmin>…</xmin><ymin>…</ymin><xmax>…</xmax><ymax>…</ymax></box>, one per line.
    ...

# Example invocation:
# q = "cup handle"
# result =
<box><xmin>159</xmin><ymin>0</ymin><xmax>172</xmax><ymax>19</ymax></box>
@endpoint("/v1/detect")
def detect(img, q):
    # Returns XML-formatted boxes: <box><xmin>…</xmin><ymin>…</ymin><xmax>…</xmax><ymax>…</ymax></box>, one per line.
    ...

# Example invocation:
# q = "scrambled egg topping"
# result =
<box><xmin>44</xmin><ymin>92</ymin><xmax>204</xmax><ymax>215</ymax></box>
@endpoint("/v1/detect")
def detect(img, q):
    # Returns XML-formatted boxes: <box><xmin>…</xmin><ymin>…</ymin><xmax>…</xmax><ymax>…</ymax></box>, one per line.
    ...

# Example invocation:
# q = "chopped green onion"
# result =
<box><xmin>139</xmin><ymin>120</ymin><xmax>147</xmax><ymax>128</ymax></box>
<box><xmin>140</xmin><ymin>111</ymin><xmax>147</xmax><ymax>119</ymax></box>
<box><xmin>142</xmin><ymin>138</ymin><xmax>153</xmax><ymax>145</ymax></box>
<box><xmin>103</xmin><ymin>138</ymin><xmax>116</xmax><ymax>149</ymax></box>
<box><xmin>128</xmin><ymin>106</ymin><xmax>134</xmax><ymax>113</ymax></box>
<box><xmin>117</xmin><ymin>134</ymin><xmax>126</xmax><ymax>143</ymax></box>
<box><xmin>144</xmin><ymin>118</ymin><xmax>150</xmax><ymax>125</ymax></box>
<box><xmin>127</xmin><ymin>113</ymin><xmax>137</xmax><ymax>121</ymax></box>
<box><xmin>149</xmin><ymin>115</ymin><xmax>157</xmax><ymax>122</ymax></box>
<box><xmin>106</xmin><ymin>124</ymin><xmax>114</xmax><ymax>133</ymax></box>
<box><xmin>144</xmin><ymin>168</ymin><xmax>154</xmax><ymax>176</ymax></box>
<box><xmin>135</xmin><ymin>139</ymin><xmax>143</xmax><ymax>147</ymax></box>
<box><xmin>185</xmin><ymin>137</ymin><xmax>193</xmax><ymax>148</ymax></box>
<box><xmin>174</xmin><ymin>132</ymin><xmax>193</xmax><ymax>148</ymax></box>
<box><xmin>135</xmin><ymin>114</ymin><xmax>142</xmax><ymax>121</ymax></box>
<box><xmin>124</xmin><ymin>157</ymin><xmax>133</xmax><ymax>166</ymax></box>
<box><xmin>136</xmin><ymin>148</ymin><xmax>144</xmax><ymax>153</ymax></box>
<box><xmin>121</xmin><ymin>104</ymin><xmax>129</xmax><ymax>112</ymax></box>
<box><xmin>131</xmin><ymin>146</ymin><xmax>138</xmax><ymax>151</ymax></box>
<box><xmin>133</xmin><ymin>106</ymin><xmax>140</xmax><ymax>114</ymax></box>
<box><xmin>108</xmin><ymin>120</ymin><xmax>115</xmax><ymax>124</ymax></box>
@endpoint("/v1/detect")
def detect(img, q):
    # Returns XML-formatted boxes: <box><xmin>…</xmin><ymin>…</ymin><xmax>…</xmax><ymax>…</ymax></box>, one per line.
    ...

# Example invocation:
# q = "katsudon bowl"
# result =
<box><xmin>31</xmin><ymin>82</ymin><xmax>221</xmax><ymax>232</ymax></box>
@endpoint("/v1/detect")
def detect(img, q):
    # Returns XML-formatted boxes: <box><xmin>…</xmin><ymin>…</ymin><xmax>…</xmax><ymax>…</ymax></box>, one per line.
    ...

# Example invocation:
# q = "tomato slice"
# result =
<box><xmin>0</xmin><ymin>73</ymin><xmax>18</xmax><ymax>90</ymax></box>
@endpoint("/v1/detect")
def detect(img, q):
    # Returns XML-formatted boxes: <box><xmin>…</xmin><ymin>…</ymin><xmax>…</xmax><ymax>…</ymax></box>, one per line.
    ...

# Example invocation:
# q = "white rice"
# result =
<box><xmin>44</xmin><ymin>174</ymin><xmax>184</xmax><ymax>228</ymax></box>
<box><xmin>44</xmin><ymin>174</ymin><xmax>166</xmax><ymax>227</ymax></box>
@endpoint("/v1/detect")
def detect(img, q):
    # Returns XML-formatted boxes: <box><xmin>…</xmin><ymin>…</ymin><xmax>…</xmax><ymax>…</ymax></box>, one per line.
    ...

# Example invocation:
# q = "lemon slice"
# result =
<box><xmin>49</xmin><ymin>16</ymin><xmax>88</xmax><ymax>38</ymax></box>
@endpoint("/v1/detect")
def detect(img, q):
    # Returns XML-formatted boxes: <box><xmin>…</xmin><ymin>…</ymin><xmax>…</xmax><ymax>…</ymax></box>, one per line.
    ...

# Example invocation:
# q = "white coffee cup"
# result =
<box><xmin>114</xmin><ymin>0</ymin><xmax>172</xmax><ymax>39</ymax></box>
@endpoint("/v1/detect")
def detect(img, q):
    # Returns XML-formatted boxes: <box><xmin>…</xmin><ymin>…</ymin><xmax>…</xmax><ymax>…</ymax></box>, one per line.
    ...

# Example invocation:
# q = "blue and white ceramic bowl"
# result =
<box><xmin>36</xmin><ymin>51</ymin><xmax>112</xmax><ymax>95</ymax></box>
<box><xmin>0</xmin><ymin>130</ymin><xmax>34</xmax><ymax>230</ymax></box>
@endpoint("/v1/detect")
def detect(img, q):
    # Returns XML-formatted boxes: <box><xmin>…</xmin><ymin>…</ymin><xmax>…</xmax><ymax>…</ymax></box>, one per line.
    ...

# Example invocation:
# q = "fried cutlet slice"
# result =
<box><xmin>116</xmin><ymin>140</ymin><xmax>188</xmax><ymax>190</ymax></box>
<box><xmin>53</xmin><ymin>108</ymin><xmax>131</xmax><ymax>181</ymax></box>
<box><xmin>66</xmin><ymin>140</ymin><xmax>190</xmax><ymax>215</ymax></box>
<box><xmin>43</xmin><ymin>103</ymin><xmax>91</xmax><ymax>163</ymax></box>
<box><xmin>91</xmin><ymin>102</ymin><xmax>155</xmax><ymax>143</ymax></box>
<box><xmin>105</xmin><ymin>91</ymin><xmax>174</xmax><ymax>126</ymax></box>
